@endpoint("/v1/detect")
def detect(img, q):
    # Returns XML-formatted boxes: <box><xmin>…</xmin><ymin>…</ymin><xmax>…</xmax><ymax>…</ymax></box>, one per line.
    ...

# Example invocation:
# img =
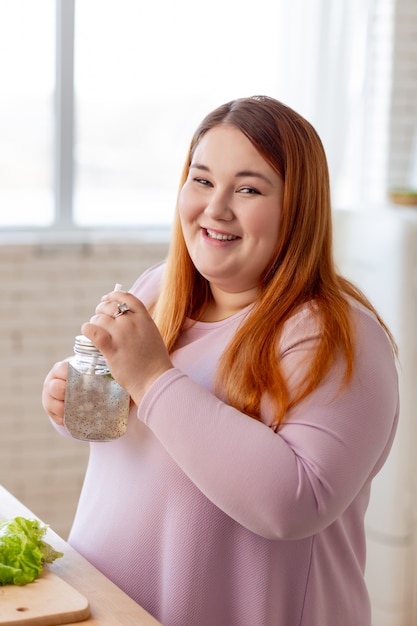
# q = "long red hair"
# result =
<box><xmin>153</xmin><ymin>96</ymin><xmax>396</xmax><ymax>428</ymax></box>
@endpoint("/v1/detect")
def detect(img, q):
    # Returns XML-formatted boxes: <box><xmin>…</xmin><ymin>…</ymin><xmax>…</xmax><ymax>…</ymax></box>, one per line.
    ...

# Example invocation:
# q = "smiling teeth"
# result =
<box><xmin>206</xmin><ymin>229</ymin><xmax>238</xmax><ymax>241</ymax></box>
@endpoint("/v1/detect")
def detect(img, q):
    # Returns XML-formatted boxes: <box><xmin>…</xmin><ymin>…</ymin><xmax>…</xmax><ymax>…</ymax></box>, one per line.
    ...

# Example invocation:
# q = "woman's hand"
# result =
<box><xmin>42</xmin><ymin>360</ymin><xmax>69</xmax><ymax>425</ymax></box>
<box><xmin>81</xmin><ymin>290</ymin><xmax>174</xmax><ymax>407</ymax></box>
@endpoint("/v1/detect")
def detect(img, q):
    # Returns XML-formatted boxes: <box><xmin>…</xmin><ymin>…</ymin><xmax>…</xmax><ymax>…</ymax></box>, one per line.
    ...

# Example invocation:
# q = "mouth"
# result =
<box><xmin>205</xmin><ymin>228</ymin><xmax>239</xmax><ymax>242</ymax></box>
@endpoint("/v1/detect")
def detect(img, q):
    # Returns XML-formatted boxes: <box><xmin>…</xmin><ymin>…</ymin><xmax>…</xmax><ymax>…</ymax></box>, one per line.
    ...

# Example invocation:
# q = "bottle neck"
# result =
<box><xmin>73</xmin><ymin>335</ymin><xmax>109</xmax><ymax>374</ymax></box>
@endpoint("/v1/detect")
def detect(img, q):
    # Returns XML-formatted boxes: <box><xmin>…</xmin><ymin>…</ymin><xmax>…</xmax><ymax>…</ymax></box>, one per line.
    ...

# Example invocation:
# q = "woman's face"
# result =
<box><xmin>179</xmin><ymin>124</ymin><xmax>284</xmax><ymax>297</ymax></box>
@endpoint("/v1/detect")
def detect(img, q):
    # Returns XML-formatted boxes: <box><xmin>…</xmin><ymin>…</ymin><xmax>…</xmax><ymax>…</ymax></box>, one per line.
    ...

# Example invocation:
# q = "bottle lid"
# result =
<box><xmin>74</xmin><ymin>335</ymin><xmax>102</xmax><ymax>355</ymax></box>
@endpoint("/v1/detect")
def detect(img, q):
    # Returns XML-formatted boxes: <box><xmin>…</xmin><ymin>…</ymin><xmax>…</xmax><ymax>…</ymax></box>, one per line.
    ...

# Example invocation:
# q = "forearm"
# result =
<box><xmin>137</xmin><ymin>370</ymin><xmax>342</xmax><ymax>539</ymax></box>
<box><xmin>138</xmin><ymin>326</ymin><xmax>398</xmax><ymax>540</ymax></box>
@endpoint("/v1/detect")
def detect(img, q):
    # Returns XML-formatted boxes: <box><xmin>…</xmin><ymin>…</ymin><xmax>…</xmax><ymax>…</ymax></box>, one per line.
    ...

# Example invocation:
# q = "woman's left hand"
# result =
<box><xmin>81</xmin><ymin>290</ymin><xmax>173</xmax><ymax>406</ymax></box>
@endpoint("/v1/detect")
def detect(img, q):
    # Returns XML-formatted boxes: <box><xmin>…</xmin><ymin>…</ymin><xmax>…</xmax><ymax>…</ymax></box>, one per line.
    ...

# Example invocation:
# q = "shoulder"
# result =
<box><xmin>129</xmin><ymin>262</ymin><xmax>166</xmax><ymax>308</ymax></box>
<box><xmin>347</xmin><ymin>298</ymin><xmax>396</xmax><ymax>360</ymax></box>
<box><xmin>279</xmin><ymin>303</ymin><xmax>321</xmax><ymax>355</ymax></box>
<box><xmin>280</xmin><ymin>297</ymin><xmax>392</xmax><ymax>355</ymax></box>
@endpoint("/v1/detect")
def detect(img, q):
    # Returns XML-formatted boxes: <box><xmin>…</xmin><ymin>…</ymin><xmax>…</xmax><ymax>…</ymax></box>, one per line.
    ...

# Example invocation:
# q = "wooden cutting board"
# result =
<box><xmin>0</xmin><ymin>567</ymin><xmax>90</xmax><ymax>625</ymax></box>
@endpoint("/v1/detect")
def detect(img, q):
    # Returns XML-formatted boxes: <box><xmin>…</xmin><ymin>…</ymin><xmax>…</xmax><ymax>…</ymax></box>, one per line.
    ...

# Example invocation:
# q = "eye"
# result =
<box><xmin>238</xmin><ymin>186</ymin><xmax>261</xmax><ymax>195</ymax></box>
<box><xmin>194</xmin><ymin>177</ymin><xmax>212</xmax><ymax>187</ymax></box>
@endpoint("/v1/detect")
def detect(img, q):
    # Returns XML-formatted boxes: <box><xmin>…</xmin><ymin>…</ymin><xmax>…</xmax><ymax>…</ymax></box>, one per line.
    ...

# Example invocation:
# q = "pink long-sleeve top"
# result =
<box><xmin>58</xmin><ymin>263</ymin><xmax>399</xmax><ymax>626</ymax></box>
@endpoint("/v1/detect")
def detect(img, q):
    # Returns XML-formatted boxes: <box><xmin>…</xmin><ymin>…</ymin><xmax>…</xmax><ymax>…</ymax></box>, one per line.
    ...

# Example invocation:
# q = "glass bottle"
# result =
<box><xmin>64</xmin><ymin>335</ymin><xmax>130</xmax><ymax>441</ymax></box>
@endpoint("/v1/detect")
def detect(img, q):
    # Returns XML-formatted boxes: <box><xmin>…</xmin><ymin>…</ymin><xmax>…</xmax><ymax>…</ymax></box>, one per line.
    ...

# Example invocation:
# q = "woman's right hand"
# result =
<box><xmin>42</xmin><ymin>360</ymin><xmax>69</xmax><ymax>425</ymax></box>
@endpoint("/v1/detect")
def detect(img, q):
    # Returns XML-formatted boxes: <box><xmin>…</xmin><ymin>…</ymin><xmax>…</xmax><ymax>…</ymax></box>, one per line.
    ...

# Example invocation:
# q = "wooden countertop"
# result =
<box><xmin>0</xmin><ymin>485</ymin><xmax>162</xmax><ymax>626</ymax></box>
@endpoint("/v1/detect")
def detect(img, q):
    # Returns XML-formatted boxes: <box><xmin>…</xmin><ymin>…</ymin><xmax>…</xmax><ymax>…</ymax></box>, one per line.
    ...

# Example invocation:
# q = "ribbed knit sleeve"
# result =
<box><xmin>138</xmin><ymin>309</ymin><xmax>399</xmax><ymax>540</ymax></box>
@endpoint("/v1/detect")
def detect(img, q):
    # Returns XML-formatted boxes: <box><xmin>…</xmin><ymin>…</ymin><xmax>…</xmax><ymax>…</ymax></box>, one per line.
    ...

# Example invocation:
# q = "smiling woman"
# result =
<box><xmin>179</xmin><ymin>125</ymin><xmax>284</xmax><ymax>313</ymax></box>
<box><xmin>42</xmin><ymin>96</ymin><xmax>399</xmax><ymax>626</ymax></box>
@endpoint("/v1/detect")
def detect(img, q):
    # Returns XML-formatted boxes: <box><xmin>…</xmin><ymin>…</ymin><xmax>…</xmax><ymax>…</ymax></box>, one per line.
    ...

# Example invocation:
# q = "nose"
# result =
<box><xmin>203</xmin><ymin>191</ymin><xmax>234</xmax><ymax>221</ymax></box>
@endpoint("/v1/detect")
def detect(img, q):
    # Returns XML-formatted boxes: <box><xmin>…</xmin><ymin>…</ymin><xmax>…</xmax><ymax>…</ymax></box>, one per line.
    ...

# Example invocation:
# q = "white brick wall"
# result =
<box><xmin>388</xmin><ymin>0</ymin><xmax>417</xmax><ymax>189</ymax></box>
<box><xmin>0</xmin><ymin>239</ymin><xmax>168</xmax><ymax>537</ymax></box>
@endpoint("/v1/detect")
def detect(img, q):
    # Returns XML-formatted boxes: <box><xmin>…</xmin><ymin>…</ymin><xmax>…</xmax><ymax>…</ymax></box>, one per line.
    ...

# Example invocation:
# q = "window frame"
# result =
<box><xmin>55</xmin><ymin>0</ymin><xmax>75</xmax><ymax>229</ymax></box>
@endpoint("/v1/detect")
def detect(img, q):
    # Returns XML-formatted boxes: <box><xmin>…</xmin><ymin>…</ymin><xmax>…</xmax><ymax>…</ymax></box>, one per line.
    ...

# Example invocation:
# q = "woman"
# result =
<box><xmin>42</xmin><ymin>96</ymin><xmax>399</xmax><ymax>626</ymax></box>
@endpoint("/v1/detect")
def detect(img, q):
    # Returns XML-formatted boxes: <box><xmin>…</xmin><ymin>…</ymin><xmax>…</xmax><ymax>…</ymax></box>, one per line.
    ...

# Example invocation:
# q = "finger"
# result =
<box><xmin>101</xmin><ymin>291</ymin><xmax>142</xmax><ymax>312</ymax></box>
<box><xmin>49</xmin><ymin>378</ymin><xmax>66</xmax><ymax>403</ymax></box>
<box><xmin>94</xmin><ymin>300</ymin><xmax>121</xmax><ymax>317</ymax></box>
<box><xmin>42</xmin><ymin>374</ymin><xmax>66</xmax><ymax>406</ymax></box>
<box><xmin>96</xmin><ymin>298</ymin><xmax>136</xmax><ymax>320</ymax></box>
<box><xmin>52</xmin><ymin>360</ymin><xmax>69</xmax><ymax>380</ymax></box>
<box><xmin>43</xmin><ymin>362</ymin><xmax>68</xmax><ymax>389</ymax></box>
<box><xmin>81</xmin><ymin>321</ymin><xmax>113</xmax><ymax>353</ymax></box>
<box><xmin>100</xmin><ymin>291</ymin><xmax>121</xmax><ymax>305</ymax></box>
<box><xmin>46</xmin><ymin>399</ymin><xmax>65</xmax><ymax>425</ymax></box>
<box><xmin>42</xmin><ymin>385</ymin><xmax>65</xmax><ymax>424</ymax></box>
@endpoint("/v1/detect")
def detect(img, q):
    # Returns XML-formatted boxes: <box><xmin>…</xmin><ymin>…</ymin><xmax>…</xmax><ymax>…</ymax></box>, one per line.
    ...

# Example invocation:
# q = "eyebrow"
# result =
<box><xmin>190</xmin><ymin>163</ymin><xmax>273</xmax><ymax>186</ymax></box>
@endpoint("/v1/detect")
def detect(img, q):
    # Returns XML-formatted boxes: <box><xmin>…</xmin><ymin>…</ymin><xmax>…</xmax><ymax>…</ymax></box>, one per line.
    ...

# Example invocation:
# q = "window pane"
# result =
<box><xmin>0</xmin><ymin>1</ymin><xmax>55</xmax><ymax>227</ymax></box>
<box><xmin>73</xmin><ymin>0</ymin><xmax>281</xmax><ymax>227</ymax></box>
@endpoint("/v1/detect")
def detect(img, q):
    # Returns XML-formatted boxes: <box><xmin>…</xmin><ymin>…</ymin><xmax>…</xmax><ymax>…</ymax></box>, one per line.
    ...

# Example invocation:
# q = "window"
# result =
<box><xmin>73</xmin><ymin>0</ymin><xmax>283</xmax><ymax>228</ymax></box>
<box><xmin>0</xmin><ymin>0</ymin><xmax>281</xmax><ymax>230</ymax></box>
<box><xmin>0</xmin><ymin>1</ymin><xmax>55</xmax><ymax>226</ymax></box>
<box><xmin>0</xmin><ymin>0</ymin><xmax>397</xmax><ymax>231</ymax></box>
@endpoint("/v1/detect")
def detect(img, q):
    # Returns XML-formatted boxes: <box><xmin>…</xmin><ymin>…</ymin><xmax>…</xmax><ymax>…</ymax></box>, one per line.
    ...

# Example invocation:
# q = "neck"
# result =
<box><xmin>201</xmin><ymin>284</ymin><xmax>258</xmax><ymax>322</ymax></box>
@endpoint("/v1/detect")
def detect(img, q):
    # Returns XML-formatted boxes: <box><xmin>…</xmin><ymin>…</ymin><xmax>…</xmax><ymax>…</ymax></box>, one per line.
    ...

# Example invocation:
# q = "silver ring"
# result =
<box><xmin>114</xmin><ymin>302</ymin><xmax>130</xmax><ymax>317</ymax></box>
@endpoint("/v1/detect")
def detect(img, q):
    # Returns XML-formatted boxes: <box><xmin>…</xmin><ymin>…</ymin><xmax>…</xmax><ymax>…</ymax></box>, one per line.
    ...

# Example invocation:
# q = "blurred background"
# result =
<box><xmin>0</xmin><ymin>1</ymin><xmax>416</xmax><ymax>624</ymax></box>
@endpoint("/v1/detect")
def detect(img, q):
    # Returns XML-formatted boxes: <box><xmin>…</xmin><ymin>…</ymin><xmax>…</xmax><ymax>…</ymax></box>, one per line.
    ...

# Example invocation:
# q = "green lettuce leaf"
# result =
<box><xmin>0</xmin><ymin>516</ymin><xmax>63</xmax><ymax>585</ymax></box>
